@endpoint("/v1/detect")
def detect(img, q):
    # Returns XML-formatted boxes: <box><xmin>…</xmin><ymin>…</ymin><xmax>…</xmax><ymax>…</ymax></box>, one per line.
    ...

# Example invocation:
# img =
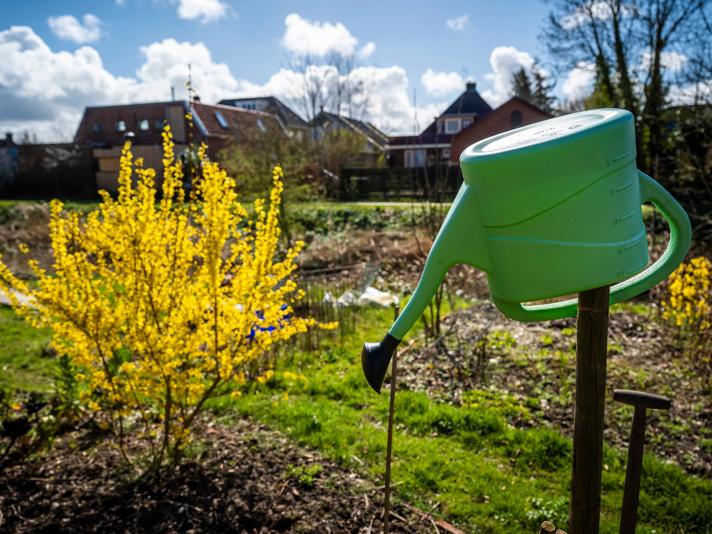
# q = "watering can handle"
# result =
<box><xmin>495</xmin><ymin>170</ymin><xmax>691</xmax><ymax>322</ymax></box>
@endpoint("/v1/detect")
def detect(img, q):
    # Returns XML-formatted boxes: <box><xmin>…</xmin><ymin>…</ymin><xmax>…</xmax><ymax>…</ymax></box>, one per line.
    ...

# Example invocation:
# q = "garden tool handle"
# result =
<box><xmin>495</xmin><ymin>170</ymin><xmax>691</xmax><ymax>322</ymax></box>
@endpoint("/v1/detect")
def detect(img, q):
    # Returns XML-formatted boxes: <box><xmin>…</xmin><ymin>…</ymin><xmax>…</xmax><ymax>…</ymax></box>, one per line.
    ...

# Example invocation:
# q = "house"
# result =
<box><xmin>448</xmin><ymin>96</ymin><xmax>552</xmax><ymax>164</ymax></box>
<box><xmin>311</xmin><ymin>110</ymin><xmax>389</xmax><ymax>167</ymax></box>
<box><xmin>73</xmin><ymin>100</ymin><xmax>285</xmax><ymax>192</ymax></box>
<box><xmin>387</xmin><ymin>82</ymin><xmax>552</xmax><ymax>168</ymax></box>
<box><xmin>218</xmin><ymin>96</ymin><xmax>310</xmax><ymax>139</ymax></box>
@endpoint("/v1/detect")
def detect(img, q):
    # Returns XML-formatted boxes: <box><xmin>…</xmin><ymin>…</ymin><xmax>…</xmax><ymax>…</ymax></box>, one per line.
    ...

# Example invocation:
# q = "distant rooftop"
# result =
<box><xmin>218</xmin><ymin>96</ymin><xmax>308</xmax><ymax>129</ymax></box>
<box><xmin>441</xmin><ymin>82</ymin><xmax>493</xmax><ymax>117</ymax></box>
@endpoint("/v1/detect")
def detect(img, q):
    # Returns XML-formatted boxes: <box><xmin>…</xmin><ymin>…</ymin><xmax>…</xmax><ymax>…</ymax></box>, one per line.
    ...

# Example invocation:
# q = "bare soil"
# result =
<box><xmin>0</xmin><ymin>418</ymin><xmax>435</xmax><ymax>534</ymax></box>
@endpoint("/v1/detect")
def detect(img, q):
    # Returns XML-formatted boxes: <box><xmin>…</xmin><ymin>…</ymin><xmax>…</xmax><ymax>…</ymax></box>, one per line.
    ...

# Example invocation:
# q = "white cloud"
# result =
<box><xmin>640</xmin><ymin>50</ymin><xmax>688</xmax><ymax>73</ymax></box>
<box><xmin>137</xmin><ymin>39</ymin><xmax>238</xmax><ymax>100</ymax></box>
<box><xmin>0</xmin><ymin>26</ymin><xmax>238</xmax><ymax>141</ymax></box>
<box><xmin>480</xmin><ymin>46</ymin><xmax>535</xmax><ymax>106</ymax></box>
<box><xmin>282</xmin><ymin>13</ymin><xmax>358</xmax><ymax>57</ymax></box>
<box><xmin>562</xmin><ymin>61</ymin><xmax>595</xmax><ymax>101</ymax></box>
<box><xmin>358</xmin><ymin>42</ymin><xmax>376</xmax><ymax>59</ymax></box>
<box><xmin>668</xmin><ymin>79</ymin><xmax>712</xmax><ymax>105</ymax></box>
<box><xmin>177</xmin><ymin>0</ymin><xmax>228</xmax><ymax>24</ymax></box>
<box><xmin>446</xmin><ymin>14</ymin><xmax>469</xmax><ymax>32</ymax></box>
<box><xmin>47</xmin><ymin>14</ymin><xmax>102</xmax><ymax>43</ymax></box>
<box><xmin>421</xmin><ymin>69</ymin><xmax>464</xmax><ymax>97</ymax></box>
<box><xmin>232</xmin><ymin>65</ymin><xmax>445</xmax><ymax>134</ymax></box>
<box><xmin>116</xmin><ymin>0</ymin><xmax>126</xmax><ymax>5</ymax></box>
<box><xmin>0</xmin><ymin>24</ymin><xmax>438</xmax><ymax>140</ymax></box>
<box><xmin>560</xmin><ymin>2</ymin><xmax>612</xmax><ymax>30</ymax></box>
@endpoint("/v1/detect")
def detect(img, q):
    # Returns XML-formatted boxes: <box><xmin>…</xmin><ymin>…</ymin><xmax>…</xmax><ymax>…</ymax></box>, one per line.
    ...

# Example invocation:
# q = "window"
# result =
<box><xmin>154</xmin><ymin>119</ymin><xmax>164</xmax><ymax>130</ymax></box>
<box><xmin>139</xmin><ymin>119</ymin><xmax>149</xmax><ymax>131</ymax></box>
<box><xmin>462</xmin><ymin>118</ymin><xmax>472</xmax><ymax>129</ymax></box>
<box><xmin>116</xmin><ymin>120</ymin><xmax>126</xmax><ymax>132</ymax></box>
<box><xmin>256</xmin><ymin>118</ymin><xmax>267</xmax><ymax>133</ymax></box>
<box><xmin>92</xmin><ymin>123</ymin><xmax>101</xmax><ymax>133</ymax></box>
<box><xmin>510</xmin><ymin>110</ymin><xmax>523</xmax><ymax>128</ymax></box>
<box><xmin>444</xmin><ymin>118</ymin><xmax>460</xmax><ymax>134</ymax></box>
<box><xmin>404</xmin><ymin>149</ymin><xmax>426</xmax><ymax>168</ymax></box>
<box><xmin>442</xmin><ymin>148</ymin><xmax>451</xmax><ymax>159</ymax></box>
<box><xmin>214</xmin><ymin>111</ymin><xmax>229</xmax><ymax>129</ymax></box>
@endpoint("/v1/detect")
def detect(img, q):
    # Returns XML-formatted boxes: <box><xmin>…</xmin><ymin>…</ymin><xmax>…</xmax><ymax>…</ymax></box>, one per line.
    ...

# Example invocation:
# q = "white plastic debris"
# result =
<box><xmin>357</xmin><ymin>286</ymin><xmax>399</xmax><ymax>308</ymax></box>
<box><xmin>336</xmin><ymin>290</ymin><xmax>358</xmax><ymax>307</ymax></box>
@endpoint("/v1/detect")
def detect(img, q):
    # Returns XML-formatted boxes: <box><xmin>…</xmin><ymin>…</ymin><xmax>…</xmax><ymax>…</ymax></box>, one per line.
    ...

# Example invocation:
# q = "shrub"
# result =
<box><xmin>661</xmin><ymin>256</ymin><xmax>711</xmax><ymax>373</ymax></box>
<box><xmin>0</xmin><ymin>126</ymin><xmax>330</xmax><ymax>469</ymax></box>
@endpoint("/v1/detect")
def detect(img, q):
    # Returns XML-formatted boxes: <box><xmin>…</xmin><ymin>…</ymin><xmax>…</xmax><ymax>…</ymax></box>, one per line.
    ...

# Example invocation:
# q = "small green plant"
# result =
<box><xmin>285</xmin><ymin>463</ymin><xmax>323</xmax><ymax>488</ymax></box>
<box><xmin>539</xmin><ymin>334</ymin><xmax>554</xmax><ymax>347</ymax></box>
<box><xmin>524</xmin><ymin>497</ymin><xmax>568</xmax><ymax>529</ymax></box>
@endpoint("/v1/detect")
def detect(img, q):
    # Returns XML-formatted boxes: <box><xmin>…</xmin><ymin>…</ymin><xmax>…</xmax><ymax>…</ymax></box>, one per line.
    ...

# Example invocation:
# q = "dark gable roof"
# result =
<box><xmin>218</xmin><ymin>96</ymin><xmax>308</xmax><ymax>129</ymax></box>
<box><xmin>74</xmin><ymin>101</ymin><xmax>185</xmax><ymax>146</ymax></box>
<box><xmin>441</xmin><ymin>82</ymin><xmax>493</xmax><ymax>117</ymax></box>
<box><xmin>190</xmin><ymin>102</ymin><xmax>286</xmax><ymax>138</ymax></box>
<box><xmin>313</xmin><ymin>111</ymin><xmax>389</xmax><ymax>150</ymax></box>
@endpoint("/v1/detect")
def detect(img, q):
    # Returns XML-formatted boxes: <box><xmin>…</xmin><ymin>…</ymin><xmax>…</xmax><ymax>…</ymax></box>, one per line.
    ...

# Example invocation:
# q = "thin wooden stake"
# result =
<box><xmin>383</xmin><ymin>304</ymin><xmax>399</xmax><ymax>534</ymax></box>
<box><xmin>570</xmin><ymin>286</ymin><xmax>610</xmax><ymax>534</ymax></box>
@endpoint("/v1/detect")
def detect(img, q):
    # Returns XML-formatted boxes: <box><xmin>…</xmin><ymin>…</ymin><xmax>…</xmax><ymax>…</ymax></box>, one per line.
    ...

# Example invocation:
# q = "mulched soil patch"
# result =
<box><xmin>0</xmin><ymin>418</ymin><xmax>438</xmax><ymax>533</ymax></box>
<box><xmin>397</xmin><ymin>301</ymin><xmax>711</xmax><ymax>477</ymax></box>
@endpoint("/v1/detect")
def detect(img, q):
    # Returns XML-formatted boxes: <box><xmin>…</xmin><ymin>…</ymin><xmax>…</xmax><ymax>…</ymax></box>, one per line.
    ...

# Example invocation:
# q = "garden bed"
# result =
<box><xmin>0</xmin><ymin>417</ymin><xmax>435</xmax><ymax>533</ymax></box>
<box><xmin>397</xmin><ymin>301</ymin><xmax>711</xmax><ymax>477</ymax></box>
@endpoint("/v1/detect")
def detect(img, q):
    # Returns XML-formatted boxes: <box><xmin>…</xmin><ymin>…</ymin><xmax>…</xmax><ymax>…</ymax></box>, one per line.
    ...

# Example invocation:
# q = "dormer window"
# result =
<box><xmin>116</xmin><ymin>120</ymin><xmax>126</xmax><ymax>132</ymax></box>
<box><xmin>444</xmin><ymin>118</ymin><xmax>460</xmax><ymax>134</ymax></box>
<box><xmin>214</xmin><ymin>111</ymin><xmax>229</xmax><ymax>129</ymax></box>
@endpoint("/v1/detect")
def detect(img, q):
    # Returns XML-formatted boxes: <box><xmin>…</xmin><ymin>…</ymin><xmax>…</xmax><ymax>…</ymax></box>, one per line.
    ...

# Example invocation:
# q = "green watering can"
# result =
<box><xmin>363</xmin><ymin>108</ymin><xmax>691</xmax><ymax>393</ymax></box>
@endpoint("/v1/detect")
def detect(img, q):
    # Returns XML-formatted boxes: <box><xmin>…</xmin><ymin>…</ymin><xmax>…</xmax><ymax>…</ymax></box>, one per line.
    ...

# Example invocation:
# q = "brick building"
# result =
<box><xmin>387</xmin><ymin>83</ymin><xmax>552</xmax><ymax>168</ymax></box>
<box><xmin>73</xmin><ymin>100</ymin><xmax>285</xmax><ymax>192</ymax></box>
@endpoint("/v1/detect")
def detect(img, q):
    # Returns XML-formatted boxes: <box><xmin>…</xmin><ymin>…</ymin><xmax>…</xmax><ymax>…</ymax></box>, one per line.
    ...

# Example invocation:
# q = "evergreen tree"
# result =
<box><xmin>511</xmin><ymin>67</ymin><xmax>534</xmax><ymax>102</ymax></box>
<box><xmin>532</xmin><ymin>69</ymin><xmax>556</xmax><ymax>113</ymax></box>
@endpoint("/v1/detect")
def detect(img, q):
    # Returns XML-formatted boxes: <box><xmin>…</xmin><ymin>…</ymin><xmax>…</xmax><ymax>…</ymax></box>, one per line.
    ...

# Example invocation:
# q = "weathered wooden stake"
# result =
<box><xmin>383</xmin><ymin>304</ymin><xmax>399</xmax><ymax>534</ymax></box>
<box><xmin>570</xmin><ymin>286</ymin><xmax>610</xmax><ymax>534</ymax></box>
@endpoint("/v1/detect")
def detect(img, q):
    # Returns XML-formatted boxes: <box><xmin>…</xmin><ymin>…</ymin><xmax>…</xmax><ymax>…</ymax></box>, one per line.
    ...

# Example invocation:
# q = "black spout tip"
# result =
<box><xmin>361</xmin><ymin>334</ymin><xmax>401</xmax><ymax>394</ymax></box>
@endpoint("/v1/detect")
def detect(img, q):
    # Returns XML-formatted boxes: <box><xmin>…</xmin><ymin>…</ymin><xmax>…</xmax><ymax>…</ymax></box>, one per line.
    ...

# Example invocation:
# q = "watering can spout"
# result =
<box><xmin>361</xmin><ymin>185</ymin><xmax>491</xmax><ymax>393</ymax></box>
<box><xmin>361</xmin><ymin>333</ymin><xmax>400</xmax><ymax>394</ymax></box>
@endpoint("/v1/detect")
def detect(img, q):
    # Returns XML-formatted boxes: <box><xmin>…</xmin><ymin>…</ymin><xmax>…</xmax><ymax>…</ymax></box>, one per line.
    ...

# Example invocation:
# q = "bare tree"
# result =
<box><xmin>286</xmin><ymin>53</ymin><xmax>371</xmax><ymax>122</ymax></box>
<box><xmin>542</xmin><ymin>0</ymin><xmax>711</xmax><ymax>173</ymax></box>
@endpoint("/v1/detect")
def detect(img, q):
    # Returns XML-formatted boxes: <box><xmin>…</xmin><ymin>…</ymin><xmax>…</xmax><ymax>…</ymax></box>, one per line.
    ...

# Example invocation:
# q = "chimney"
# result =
<box><xmin>466</xmin><ymin>81</ymin><xmax>477</xmax><ymax>92</ymax></box>
<box><xmin>171</xmin><ymin>85</ymin><xmax>175</xmax><ymax>101</ymax></box>
<box><xmin>193</xmin><ymin>94</ymin><xmax>201</xmax><ymax>102</ymax></box>
<box><xmin>5</xmin><ymin>132</ymin><xmax>13</xmax><ymax>144</ymax></box>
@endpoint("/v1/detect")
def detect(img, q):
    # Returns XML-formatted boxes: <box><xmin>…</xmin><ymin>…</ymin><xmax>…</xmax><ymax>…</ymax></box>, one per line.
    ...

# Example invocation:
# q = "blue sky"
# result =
<box><xmin>1</xmin><ymin>0</ymin><xmax>588</xmax><ymax>140</ymax></box>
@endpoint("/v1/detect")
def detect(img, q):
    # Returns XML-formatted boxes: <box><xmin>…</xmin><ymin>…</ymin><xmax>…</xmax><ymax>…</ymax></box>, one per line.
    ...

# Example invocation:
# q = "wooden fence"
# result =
<box><xmin>338</xmin><ymin>165</ymin><xmax>462</xmax><ymax>201</ymax></box>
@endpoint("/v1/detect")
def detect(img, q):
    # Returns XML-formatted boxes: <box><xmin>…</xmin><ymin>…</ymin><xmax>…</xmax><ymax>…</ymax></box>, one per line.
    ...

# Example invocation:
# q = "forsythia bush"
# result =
<box><xmin>661</xmin><ymin>256</ymin><xmax>711</xmax><ymax>372</ymax></box>
<box><xmin>0</xmin><ymin>126</ymin><xmax>328</xmax><ymax>467</ymax></box>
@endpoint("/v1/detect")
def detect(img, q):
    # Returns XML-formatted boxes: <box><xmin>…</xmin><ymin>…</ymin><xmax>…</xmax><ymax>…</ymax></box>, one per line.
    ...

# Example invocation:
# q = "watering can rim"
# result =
<box><xmin>460</xmin><ymin>108</ymin><xmax>633</xmax><ymax>163</ymax></box>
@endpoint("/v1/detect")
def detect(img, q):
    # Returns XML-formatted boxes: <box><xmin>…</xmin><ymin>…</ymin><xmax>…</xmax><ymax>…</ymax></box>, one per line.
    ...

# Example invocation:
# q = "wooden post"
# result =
<box><xmin>383</xmin><ymin>304</ymin><xmax>399</xmax><ymax>534</ymax></box>
<box><xmin>570</xmin><ymin>286</ymin><xmax>610</xmax><ymax>534</ymax></box>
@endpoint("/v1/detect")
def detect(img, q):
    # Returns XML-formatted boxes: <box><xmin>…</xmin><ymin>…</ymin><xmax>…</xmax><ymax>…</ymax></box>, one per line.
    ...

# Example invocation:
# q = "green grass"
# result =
<box><xmin>0</xmin><ymin>302</ymin><xmax>710</xmax><ymax>532</ymax></box>
<box><xmin>211</xmin><ymin>305</ymin><xmax>712</xmax><ymax>533</ymax></box>
<box><xmin>0</xmin><ymin>306</ymin><xmax>54</xmax><ymax>392</ymax></box>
